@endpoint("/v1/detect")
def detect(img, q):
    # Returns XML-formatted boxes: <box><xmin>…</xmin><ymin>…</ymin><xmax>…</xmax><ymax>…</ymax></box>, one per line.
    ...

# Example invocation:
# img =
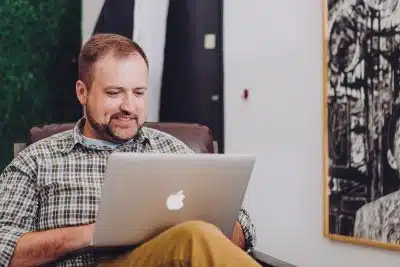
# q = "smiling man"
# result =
<box><xmin>0</xmin><ymin>33</ymin><xmax>259</xmax><ymax>266</ymax></box>
<box><xmin>77</xmin><ymin>39</ymin><xmax>149</xmax><ymax>143</ymax></box>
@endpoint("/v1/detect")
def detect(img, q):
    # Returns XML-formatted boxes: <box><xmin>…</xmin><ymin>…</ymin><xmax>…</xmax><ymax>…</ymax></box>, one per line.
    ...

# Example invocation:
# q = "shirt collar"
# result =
<box><xmin>60</xmin><ymin>118</ymin><xmax>151</xmax><ymax>153</ymax></box>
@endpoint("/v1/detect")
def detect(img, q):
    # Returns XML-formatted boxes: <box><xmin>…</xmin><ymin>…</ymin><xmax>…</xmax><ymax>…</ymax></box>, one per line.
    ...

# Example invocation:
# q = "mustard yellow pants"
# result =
<box><xmin>98</xmin><ymin>220</ymin><xmax>261</xmax><ymax>267</ymax></box>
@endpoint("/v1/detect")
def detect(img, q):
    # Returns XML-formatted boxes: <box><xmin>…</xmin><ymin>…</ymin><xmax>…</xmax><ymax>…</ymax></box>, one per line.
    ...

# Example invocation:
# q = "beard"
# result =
<box><xmin>85</xmin><ymin>107</ymin><xmax>141</xmax><ymax>144</ymax></box>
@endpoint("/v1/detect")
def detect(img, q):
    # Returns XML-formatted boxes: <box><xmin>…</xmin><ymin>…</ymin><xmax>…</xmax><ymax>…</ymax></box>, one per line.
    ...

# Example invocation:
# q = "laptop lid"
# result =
<box><xmin>92</xmin><ymin>153</ymin><xmax>255</xmax><ymax>247</ymax></box>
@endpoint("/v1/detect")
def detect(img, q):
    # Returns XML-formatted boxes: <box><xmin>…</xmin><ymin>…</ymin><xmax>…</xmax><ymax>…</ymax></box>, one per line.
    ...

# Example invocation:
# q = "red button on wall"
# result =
<box><xmin>243</xmin><ymin>89</ymin><xmax>249</xmax><ymax>100</ymax></box>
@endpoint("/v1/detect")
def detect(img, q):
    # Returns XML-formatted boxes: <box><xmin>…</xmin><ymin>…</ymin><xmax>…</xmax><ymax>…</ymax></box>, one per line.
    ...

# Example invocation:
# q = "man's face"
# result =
<box><xmin>388</xmin><ymin>121</ymin><xmax>400</xmax><ymax>176</ymax></box>
<box><xmin>76</xmin><ymin>52</ymin><xmax>148</xmax><ymax>143</ymax></box>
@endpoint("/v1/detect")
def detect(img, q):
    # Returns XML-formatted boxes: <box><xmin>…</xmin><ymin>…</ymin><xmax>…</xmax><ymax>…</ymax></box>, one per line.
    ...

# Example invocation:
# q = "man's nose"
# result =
<box><xmin>120</xmin><ymin>96</ymin><xmax>136</xmax><ymax>113</ymax></box>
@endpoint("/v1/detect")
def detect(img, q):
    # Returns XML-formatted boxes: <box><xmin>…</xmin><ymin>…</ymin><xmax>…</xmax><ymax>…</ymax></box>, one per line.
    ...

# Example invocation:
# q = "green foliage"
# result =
<box><xmin>0</xmin><ymin>0</ymin><xmax>81</xmax><ymax>170</ymax></box>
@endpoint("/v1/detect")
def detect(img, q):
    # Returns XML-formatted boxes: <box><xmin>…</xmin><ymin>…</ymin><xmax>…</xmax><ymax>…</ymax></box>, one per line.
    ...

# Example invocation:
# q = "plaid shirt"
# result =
<box><xmin>0</xmin><ymin>119</ymin><xmax>256</xmax><ymax>266</ymax></box>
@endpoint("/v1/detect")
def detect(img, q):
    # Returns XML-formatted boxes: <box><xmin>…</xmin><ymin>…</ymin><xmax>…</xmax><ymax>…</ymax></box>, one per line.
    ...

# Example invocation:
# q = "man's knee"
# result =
<box><xmin>171</xmin><ymin>220</ymin><xmax>223</xmax><ymax>239</ymax></box>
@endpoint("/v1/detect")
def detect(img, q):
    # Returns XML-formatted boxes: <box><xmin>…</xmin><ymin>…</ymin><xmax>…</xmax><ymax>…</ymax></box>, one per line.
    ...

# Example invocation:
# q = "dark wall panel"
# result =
<box><xmin>93</xmin><ymin>0</ymin><xmax>135</xmax><ymax>39</ymax></box>
<box><xmin>159</xmin><ymin>0</ymin><xmax>224</xmax><ymax>152</ymax></box>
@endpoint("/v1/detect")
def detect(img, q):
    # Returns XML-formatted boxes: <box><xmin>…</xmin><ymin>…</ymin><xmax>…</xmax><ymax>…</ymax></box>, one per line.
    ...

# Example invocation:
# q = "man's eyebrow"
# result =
<box><xmin>104</xmin><ymin>86</ymin><xmax>147</xmax><ymax>90</ymax></box>
<box><xmin>104</xmin><ymin>86</ymin><xmax>124</xmax><ymax>90</ymax></box>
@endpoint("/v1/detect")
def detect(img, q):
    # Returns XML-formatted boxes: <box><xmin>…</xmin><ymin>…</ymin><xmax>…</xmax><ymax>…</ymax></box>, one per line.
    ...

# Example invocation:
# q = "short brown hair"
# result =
<box><xmin>78</xmin><ymin>33</ymin><xmax>149</xmax><ymax>88</ymax></box>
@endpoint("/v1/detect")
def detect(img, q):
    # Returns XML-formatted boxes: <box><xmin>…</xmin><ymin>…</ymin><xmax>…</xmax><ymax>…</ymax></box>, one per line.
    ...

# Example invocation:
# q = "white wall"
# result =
<box><xmin>82</xmin><ymin>0</ymin><xmax>104</xmax><ymax>45</ymax></box>
<box><xmin>132</xmin><ymin>0</ymin><xmax>169</xmax><ymax>122</ymax></box>
<box><xmin>223</xmin><ymin>1</ymin><xmax>400</xmax><ymax>267</ymax></box>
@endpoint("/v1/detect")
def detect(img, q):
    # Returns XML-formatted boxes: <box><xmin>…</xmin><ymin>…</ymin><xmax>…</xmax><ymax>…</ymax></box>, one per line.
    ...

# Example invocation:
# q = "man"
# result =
<box><xmin>354</xmin><ymin>104</ymin><xmax>400</xmax><ymax>244</ymax></box>
<box><xmin>0</xmin><ymin>33</ymin><xmax>259</xmax><ymax>266</ymax></box>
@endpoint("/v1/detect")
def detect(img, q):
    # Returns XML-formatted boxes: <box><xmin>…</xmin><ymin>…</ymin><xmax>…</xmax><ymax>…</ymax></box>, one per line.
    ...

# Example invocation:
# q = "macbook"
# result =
<box><xmin>91</xmin><ymin>153</ymin><xmax>255</xmax><ymax>247</ymax></box>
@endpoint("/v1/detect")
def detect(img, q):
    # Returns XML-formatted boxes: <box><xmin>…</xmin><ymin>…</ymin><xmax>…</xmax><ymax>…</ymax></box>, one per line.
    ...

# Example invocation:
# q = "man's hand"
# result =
<box><xmin>231</xmin><ymin>221</ymin><xmax>246</xmax><ymax>249</ymax></box>
<box><xmin>10</xmin><ymin>223</ymin><xmax>95</xmax><ymax>267</ymax></box>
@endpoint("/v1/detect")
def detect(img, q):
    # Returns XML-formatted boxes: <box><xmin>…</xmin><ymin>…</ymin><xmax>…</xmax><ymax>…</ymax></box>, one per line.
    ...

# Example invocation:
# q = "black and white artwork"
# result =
<box><xmin>326</xmin><ymin>0</ymin><xmax>400</xmax><ymax>248</ymax></box>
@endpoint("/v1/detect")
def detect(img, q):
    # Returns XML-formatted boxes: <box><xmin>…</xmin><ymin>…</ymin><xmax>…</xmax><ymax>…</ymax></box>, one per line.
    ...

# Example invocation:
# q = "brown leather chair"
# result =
<box><xmin>20</xmin><ymin>122</ymin><xmax>295</xmax><ymax>267</ymax></box>
<box><xmin>27</xmin><ymin>122</ymin><xmax>216</xmax><ymax>154</ymax></box>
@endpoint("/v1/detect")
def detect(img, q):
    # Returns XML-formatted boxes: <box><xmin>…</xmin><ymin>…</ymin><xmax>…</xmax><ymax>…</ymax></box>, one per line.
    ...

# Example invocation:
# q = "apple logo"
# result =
<box><xmin>166</xmin><ymin>190</ymin><xmax>185</xmax><ymax>210</ymax></box>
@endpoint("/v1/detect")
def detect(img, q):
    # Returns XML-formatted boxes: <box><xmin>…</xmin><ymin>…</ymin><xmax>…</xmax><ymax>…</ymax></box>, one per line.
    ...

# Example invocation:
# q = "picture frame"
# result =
<box><xmin>323</xmin><ymin>0</ymin><xmax>400</xmax><ymax>250</ymax></box>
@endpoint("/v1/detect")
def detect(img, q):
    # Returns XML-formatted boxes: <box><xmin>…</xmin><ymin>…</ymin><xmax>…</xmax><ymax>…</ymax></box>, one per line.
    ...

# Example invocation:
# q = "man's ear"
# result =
<box><xmin>76</xmin><ymin>80</ymin><xmax>88</xmax><ymax>105</ymax></box>
<box><xmin>387</xmin><ymin>149</ymin><xmax>398</xmax><ymax>170</ymax></box>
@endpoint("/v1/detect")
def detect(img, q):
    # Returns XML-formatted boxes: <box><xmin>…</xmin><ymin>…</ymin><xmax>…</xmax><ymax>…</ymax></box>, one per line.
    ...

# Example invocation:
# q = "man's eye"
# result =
<box><xmin>135</xmin><ymin>91</ymin><xmax>144</xmax><ymax>96</ymax></box>
<box><xmin>106</xmin><ymin>91</ymin><xmax>119</xmax><ymax>96</ymax></box>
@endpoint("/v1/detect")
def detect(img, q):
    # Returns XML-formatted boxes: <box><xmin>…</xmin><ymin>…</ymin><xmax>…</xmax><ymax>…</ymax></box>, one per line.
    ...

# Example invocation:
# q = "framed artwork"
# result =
<box><xmin>323</xmin><ymin>0</ymin><xmax>400</xmax><ymax>250</ymax></box>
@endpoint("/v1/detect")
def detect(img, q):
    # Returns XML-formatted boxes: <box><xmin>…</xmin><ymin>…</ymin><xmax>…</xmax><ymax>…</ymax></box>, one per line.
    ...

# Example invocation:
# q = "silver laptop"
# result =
<box><xmin>91</xmin><ymin>153</ymin><xmax>255</xmax><ymax>247</ymax></box>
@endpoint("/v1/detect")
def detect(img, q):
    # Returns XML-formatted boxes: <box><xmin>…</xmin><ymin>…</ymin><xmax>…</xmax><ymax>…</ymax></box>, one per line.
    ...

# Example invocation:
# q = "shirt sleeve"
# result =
<box><xmin>0</xmin><ymin>152</ymin><xmax>38</xmax><ymax>266</ymax></box>
<box><xmin>238</xmin><ymin>208</ymin><xmax>257</xmax><ymax>253</ymax></box>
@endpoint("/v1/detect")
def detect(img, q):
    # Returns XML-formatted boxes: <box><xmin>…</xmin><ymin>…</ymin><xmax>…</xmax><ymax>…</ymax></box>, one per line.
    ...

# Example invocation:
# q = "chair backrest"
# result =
<box><xmin>27</xmin><ymin>122</ymin><xmax>215</xmax><ymax>153</ymax></box>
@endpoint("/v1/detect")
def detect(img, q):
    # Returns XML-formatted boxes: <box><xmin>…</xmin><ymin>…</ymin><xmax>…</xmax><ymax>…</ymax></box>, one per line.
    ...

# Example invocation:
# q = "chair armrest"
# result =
<box><xmin>250</xmin><ymin>250</ymin><xmax>296</xmax><ymax>267</ymax></box>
